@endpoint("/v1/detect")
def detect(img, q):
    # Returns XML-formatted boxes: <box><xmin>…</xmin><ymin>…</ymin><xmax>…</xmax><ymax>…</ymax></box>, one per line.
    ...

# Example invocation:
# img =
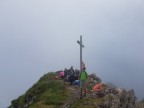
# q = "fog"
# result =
<box><xmin>0</xmin><ymin>0</ymin><xmax>144</xmax><ymax>107</ymax></box>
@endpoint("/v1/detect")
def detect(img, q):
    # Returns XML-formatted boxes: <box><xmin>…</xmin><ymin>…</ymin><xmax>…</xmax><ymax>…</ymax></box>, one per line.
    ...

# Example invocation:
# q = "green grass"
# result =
<box><xmin>29</xmin><ymin>80</ymin><xmax>67</xmax><ymax>108</ymax></box>
<box><xmin>38</xmin><ymin>80</ymin><xmax>67</xmax><ymax>105</ymax></box>
<box><xmin>9</xmin><ymin>72</ymin><xmax>67</xmax><ymax>108</ymax></box>
<box><xmin>28</xmin><ymin>74</ymin><xmax>67</xmax><ymax>107</ymax></box>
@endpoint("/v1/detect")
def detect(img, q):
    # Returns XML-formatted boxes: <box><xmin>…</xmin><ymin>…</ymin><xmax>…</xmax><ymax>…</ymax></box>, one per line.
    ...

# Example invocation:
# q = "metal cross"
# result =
<box><xmin>77</xmin><ymin>35</ymin><xmax>84</xmax><ymax>72</ymax></box>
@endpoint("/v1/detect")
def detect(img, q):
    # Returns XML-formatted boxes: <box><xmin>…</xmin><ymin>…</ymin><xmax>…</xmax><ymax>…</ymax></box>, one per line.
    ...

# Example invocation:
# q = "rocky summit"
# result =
<box><xmin>8</xmin><ymin>71</ymin><xmax>144</xmax><ymax>108</ymax></box>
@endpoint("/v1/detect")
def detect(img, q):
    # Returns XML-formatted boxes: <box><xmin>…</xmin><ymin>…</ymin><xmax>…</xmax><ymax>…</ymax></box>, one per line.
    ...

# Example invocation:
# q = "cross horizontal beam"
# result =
<box><xmin>77</xmin><ymin>40</ymin><xmax>84</xmax><ymax>47</ymax></box>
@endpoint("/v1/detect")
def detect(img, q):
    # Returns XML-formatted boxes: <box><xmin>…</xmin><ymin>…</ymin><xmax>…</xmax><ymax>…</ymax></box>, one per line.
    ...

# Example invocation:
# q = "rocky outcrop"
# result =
<box><xmin>62</xmin><ymin>85</ymin><xmax>144</xmax><ymax>108</ymax></box>
<box><xmin>99</xmin><ymin>88</ymin><xmax>137</xmax><ymax>108</ymax></box>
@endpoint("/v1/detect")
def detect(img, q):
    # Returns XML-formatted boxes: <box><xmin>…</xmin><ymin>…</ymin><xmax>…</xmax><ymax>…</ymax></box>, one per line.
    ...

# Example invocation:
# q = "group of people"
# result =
<box><xmin>58</xmin><ymin>63</ymin><xmax>105</xmax><ymax>99</ymax></box>
<box><xmin>58</xmin><ymin>66</ymin><xmax>80</xmax><ymax>85</ymax></box>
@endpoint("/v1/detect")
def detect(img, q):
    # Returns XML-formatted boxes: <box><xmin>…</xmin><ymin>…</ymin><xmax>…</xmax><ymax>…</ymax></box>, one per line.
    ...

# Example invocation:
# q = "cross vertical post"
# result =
<box><xmin>77</xmin><ymin>35</ymin><xmax>84</xmax><ymax>72</ymax></box>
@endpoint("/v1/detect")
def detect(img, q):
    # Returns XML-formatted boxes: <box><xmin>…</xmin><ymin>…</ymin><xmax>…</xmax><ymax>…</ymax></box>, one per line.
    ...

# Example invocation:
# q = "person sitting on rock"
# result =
<box><xmin>93</xmin><ymin>83</ymin><xmax>106</xmax><ymax>97</ymax></box>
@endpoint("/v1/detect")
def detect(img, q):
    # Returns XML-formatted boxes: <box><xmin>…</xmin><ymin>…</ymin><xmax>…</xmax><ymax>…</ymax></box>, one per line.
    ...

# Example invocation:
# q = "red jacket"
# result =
<box><xmin>93</xmin><ymin>83</ymin><xmax>102</xmax><ymax>92</ymax></box>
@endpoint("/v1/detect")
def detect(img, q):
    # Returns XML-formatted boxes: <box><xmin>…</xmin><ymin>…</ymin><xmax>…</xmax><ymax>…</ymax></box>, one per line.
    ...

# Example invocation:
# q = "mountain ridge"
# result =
<box><xmin>8</xmin><ymin>71</ymin><xmax>144</xmax><ymax>108</ymax></box>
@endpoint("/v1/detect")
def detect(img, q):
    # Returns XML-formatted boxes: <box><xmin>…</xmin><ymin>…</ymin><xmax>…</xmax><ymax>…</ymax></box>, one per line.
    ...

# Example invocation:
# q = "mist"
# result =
<box><xmin>0</xmin><ymin>0</ymin><xmax>144</xmax><ymax>107</ymax></box>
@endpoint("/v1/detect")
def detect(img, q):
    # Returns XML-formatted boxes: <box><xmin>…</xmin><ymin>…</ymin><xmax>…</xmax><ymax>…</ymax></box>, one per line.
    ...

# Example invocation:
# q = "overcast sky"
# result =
<box><xmin>0</xmin><ymin>0</ymin><xmax>144</xmax><ymax>107</ymax></box>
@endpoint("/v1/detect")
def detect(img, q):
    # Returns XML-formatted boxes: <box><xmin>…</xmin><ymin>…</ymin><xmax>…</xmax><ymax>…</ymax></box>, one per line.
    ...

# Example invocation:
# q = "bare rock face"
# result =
<box><xmin>99</xmin><ymin>88</ymin><xmax>144</xmax><ymax>108</ymax></box>
<box><xmin>62</xmin><ymin>86</ymin><xmax>144</xmax><ymax>108</ymax></box>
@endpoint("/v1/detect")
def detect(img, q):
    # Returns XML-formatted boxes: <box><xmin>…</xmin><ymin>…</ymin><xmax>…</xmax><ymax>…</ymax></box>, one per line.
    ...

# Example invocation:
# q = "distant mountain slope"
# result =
<box><xmin>8</xmin><ymin>71</ymin><xmax>144</xmax><ymax>108</ymax></box>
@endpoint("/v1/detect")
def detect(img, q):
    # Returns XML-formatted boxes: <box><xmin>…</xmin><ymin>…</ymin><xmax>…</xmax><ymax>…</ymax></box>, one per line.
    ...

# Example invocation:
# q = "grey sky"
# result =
<box><xmin>0</xmin><ymin>0</ymin><xmax>144</xmax><ymax>107</ymax></box>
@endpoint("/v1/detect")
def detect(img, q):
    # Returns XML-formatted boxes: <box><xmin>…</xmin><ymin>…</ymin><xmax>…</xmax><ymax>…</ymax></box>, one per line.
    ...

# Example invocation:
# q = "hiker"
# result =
<box><xmin>93</xmin><ymin>83</ymin><xmax>106</xmax><ymax>97</ymax></box>
<box><xmin>74</xmin><ymin>69</ymin><xmax>80</xmax><ymax>80</ymax></box>
<box><xmin>69</xmin><ymin>66</ymin><xmax>74</xmax><ymax>75</ymax></box>
<box><xmin>68</xmin><ymin>66</ymin><xmax>75</xmax><ymax>85</ymax></box>
<box><xmin>93</xmin><ymin>83</ymin><xmax>104</xmax><ymax>92</ymax></box>
<box><xmin>59</xmin><ymin>71</ymin><xmax>64</xmax><ymax>80</ymax></box>
<box><xmin>68</xmin><ymin>74</ymin><xmax>75</xmax><ymax>85</ymax></box>
<box><xmin>79</xmin><ymin>67</ymin><xmax>88</xmax><ymax>99</ymax></box>
<box><xmin>63</xmin><ymin>68</ymin><xmax>69</xmax><ymax>82</ymax></box>
<box><xmin>64</xmin><ymin>68</ymin><xmax>68</xmax><ymax>77</ymax></box>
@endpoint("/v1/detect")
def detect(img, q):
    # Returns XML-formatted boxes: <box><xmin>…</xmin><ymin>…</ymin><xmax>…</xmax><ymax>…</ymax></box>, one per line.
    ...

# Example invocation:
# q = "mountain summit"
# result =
<box><xmin>8</xmin><ymin>71</ymin><xmax>144</xmax><ymax>108</ymax></box>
